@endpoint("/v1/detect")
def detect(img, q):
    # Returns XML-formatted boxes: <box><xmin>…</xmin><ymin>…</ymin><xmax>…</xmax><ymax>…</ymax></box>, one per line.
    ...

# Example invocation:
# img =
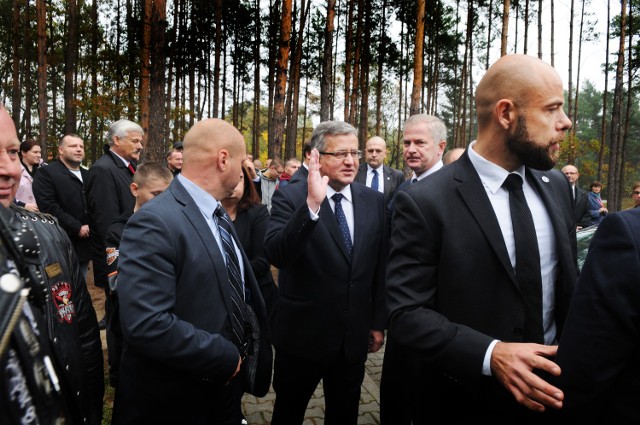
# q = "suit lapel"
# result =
<box><xmin>172</xmin><ymin>180</ymin><xmax>236</xmax><ymax>318</ymax></box>
<box><xmin>455</xmin><ymin>157</ymin><xmax>516</xmax><ymax>281</ymax></box>
<box><xmin>351</xmin><ymin>184</ymin><xmax>370</xmax><ymax>264</ymax></box>
<box><xmin>383</xmin><ymin>166</ymin><xmax>392</xmax><ymax>200</ymax></box>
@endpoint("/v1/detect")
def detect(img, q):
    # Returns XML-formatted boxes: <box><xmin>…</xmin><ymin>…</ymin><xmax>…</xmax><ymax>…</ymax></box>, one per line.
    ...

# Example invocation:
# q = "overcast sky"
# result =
<box><xmin>498</xmin><ymin>0</ymin><xmax>614</xmax><ymax>92</ymax></box>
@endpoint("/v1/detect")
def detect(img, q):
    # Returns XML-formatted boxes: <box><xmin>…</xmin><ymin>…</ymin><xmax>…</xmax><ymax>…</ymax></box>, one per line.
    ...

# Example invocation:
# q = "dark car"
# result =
<box><xmin>577</xmin><ymin>225</ymin><xmax>598</xmax><ymax>272</ymax></box>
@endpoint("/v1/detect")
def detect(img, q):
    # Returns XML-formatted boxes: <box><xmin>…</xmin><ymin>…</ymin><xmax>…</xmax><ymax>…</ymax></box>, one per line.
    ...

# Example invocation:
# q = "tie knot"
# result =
<box><xmin>372</xmin><ymin>169</ymin><xmax>378</xmax><ymax>176</ymax></box>
<box><xmin>503</xmin><ymin>174</ymin><xmax>524</xmax><ymax>192</ymax></box>
<box><xmin>214</xmin><ymin>204</ymin><xmax>226</xmax><ymax>219</ymax></box>
<box><xmin>332</xmin><ymin>193</ymin><xmax>344</xmax><ymax>204</ymax></box>
<box><xmin>411</xmin><ymin>178</ymin><xmax>418</xmax><ymax>184</ymax></box>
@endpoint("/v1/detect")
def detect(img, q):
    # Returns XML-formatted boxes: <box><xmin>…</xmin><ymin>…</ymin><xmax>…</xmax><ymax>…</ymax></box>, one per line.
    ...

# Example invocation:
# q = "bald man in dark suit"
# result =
<box><xmin>384</xmin><ymin>54</ymin><xmax>578</xmax><ymax>424</ymax></box>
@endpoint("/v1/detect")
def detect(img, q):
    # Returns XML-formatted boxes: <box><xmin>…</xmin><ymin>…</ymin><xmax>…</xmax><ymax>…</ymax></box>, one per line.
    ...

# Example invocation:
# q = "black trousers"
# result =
<box><xmin>271</xmin><ymin>348</ymin><xmax>365</xmax><ymax>425</ymax></box>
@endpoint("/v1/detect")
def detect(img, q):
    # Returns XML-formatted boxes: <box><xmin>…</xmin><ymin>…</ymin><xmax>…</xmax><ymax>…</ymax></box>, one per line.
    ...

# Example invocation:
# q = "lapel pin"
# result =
<box><xmin>542</xmin><ymin>176</ymin><xmax>550</xmax><ymax>183</ymax></box>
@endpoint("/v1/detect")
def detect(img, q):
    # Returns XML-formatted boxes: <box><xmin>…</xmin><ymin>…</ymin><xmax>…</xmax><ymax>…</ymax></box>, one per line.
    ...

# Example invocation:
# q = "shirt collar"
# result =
<box><xmin>110</xmin><ymin>149</ymin><xmax>131</xmax><ymax>167</ymax></box>
<box><xmin>412</xmin><ymin>160</ymin><xmax>444</xmax><ymax>182</ymax></box>
<box><xmin>327</xmin><ymin>184</ymin><xmax>353</xmax><ymax>204</ymax></box>
<box><xmin>177</xmin><ymin>173</ymin><xmax>220</xmax><ymax>218</ymax></box>
<box><xmin>467</xmin><ymin>140</ymin><xmax>526</xmax><ymax>194</ymax></box>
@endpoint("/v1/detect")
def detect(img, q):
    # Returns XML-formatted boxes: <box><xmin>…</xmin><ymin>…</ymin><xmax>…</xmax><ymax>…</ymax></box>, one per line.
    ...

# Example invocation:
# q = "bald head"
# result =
<box><xmin>365</xmin><ymin>136</ymin><xmax>388</xmax><ymax>168</ymax></box>
<box><xmin>476</xmin><ymin>55</ymin><xmax>562</xmax><ymax>127</ymax></box>
<box><xmin>443</xmin><ymin>147</ymin><xmax>465</xmax><ymax>165</ymax></box>
<box><xmin>473</xmin><ymin>54</ymin><xmax>571</xmax><ymax>171</ymax></box>
<box><xmin>181</xmin><ymin>118</ymin><xmax>246</xmax><ymax>199</ymax></box>
<box><xmin>0</xmin><ymin>106</ymin><xmax>22</xmax><ymax>207</ymax></box>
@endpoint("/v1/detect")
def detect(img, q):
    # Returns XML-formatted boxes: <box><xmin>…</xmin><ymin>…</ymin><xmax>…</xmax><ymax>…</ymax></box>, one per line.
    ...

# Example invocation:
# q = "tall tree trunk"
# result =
<box><xmin>523</xmin><ymin>0</ymin><xmax>529</xmax><ymax>54</ymax></box>
<box><xmin>90</xmin><ymin>0</ymin><xmax>98</xmax><ymax>162</ymax></box>
<box><xmin>320</xmin><ymin>0</ymin><xmax>335</xmax><ymax>122</ymax></box>
<box><xmin>607</xmin><ymin>0</ymin><xmax>627</xmax><ymax>212</ymax></box>
<box><xmin>550</xmin><ymin>0</ymin><xmax>555</xmax><ymax>66</ymax></box>
<box><xmin>358</xmin><ymin>0</ymin><xmax>371</xmax><ymax>145</ymax></box>
<box><xmin>348</xmin><ymin>0</ymin><xmax>362</xmax><ymax>125</ymax></box>
<box><xmin>537</xmin><ymin>0</ymin><xmax>542</xmax><ymax>58</ymax></box>
<box><xmin>267</xmin><ymin>0</ymin><xmax>281</xmax><ymax>144</ymax></box>
<box><xmin>126</xmin><ymin>0</ymin><xmax>136</xmax><ymax>119</ymax></box>
<box><xmin>271</xmin><ymin>0</ymin><xmax>292</xmax><ymax>159</ymax></box>
<box><xmin>165</xmin><ymin>0</ymin><xmax>178</xmax><ymax>144</ymax></box>
<box><xmin>501</xmin><ymin>0</ymin><xmax>510</xmax><ymax>56</ymax></box>
<box><xmin>331</xmin><ymin>0</ymin><xmax>342</xmax><ymax>120</ymax></box>
<box><xmin>375</xmin><ymin>0</ymin><xmax>386</xmax><ymax>134</ymax></box>
<box><xmin>36</xmin><ymin>0</ymin><xmax>47</xmax><ymax>152</ymax></box>
<box><xmin>598</xmin><ymin>0</ymin><xmax>611</xmax><ymax>181</ymax></box>
<box><xmin>11</xmin><ymin>0</ymin><xmax>21</xmax><ymax>134</ymax></box>
<box><xmin>395</xmin><ymin>20</ymin><xmax>404</xmax><ymax>169</ymax></box>
<box><xmin>285</xmin><ymin>0</ymin><xmax>310</xmax><ymax>159</ymax></box>
<box><xmin>213</xmin><ymin>0</ymin><xmax>222</xmax><ymax>118</ymax></box>
<box><xmin>570</xmin><ymin>0</ymin><xmax>586</xmax><ymax>162</ymax></box>
<box><xmin>486</xmin><ymin>0</ymin><xmax>493</xmax><ymax>69</ymax></box>
<box><xmin>148</xmin><ymin>0</ymin><xmax>167</xmax><ymax>160</ymax></box>
<box><xmin>140</xmin><ymin>0</ymin><xmax>152</xmax><ymax>144</ymax></box>
<box><xmin>23</xmin><ymin>17</ymin><xmax>32</xmax><ymax>138</ymax></box>
<box><xmin>567</xmin><ymin>0</ymin><xmax>574</xmax><ymax>123</ymax></box>
<box><xmin>343</xmin><ymin>0</ymin><xmax>354</xmax><ymax>121</ymax></box>
<box><xmin>620</xmin><ymin>0</ymin><xmax>633</xmax><ymax>206</ymax></box>
<box><xmin>63</xmin><ymin>0</ymin><xmax>78</xmax><ymax>134</ymax></box>
<box><xmin>252</xmin><ymin>0</ymin><xmax>261</xmax><ymax>158</ymax></box>
<box><xmin>410</xmin><ymin>0</ymin><xmax>425</xmax><ymax>116</ymax></box>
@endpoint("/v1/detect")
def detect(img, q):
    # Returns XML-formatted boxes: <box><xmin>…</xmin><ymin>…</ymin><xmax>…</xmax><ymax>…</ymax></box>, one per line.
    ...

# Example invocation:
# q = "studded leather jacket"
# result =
<box><xmin>0</xmin><ymin>205</ymin><xmax>69</xmax><ymax>425</ymax></box>
<box><xmin>10</xmin><ymin>205</ymin><xmax>104</xmax><ymax>425</ymax></box>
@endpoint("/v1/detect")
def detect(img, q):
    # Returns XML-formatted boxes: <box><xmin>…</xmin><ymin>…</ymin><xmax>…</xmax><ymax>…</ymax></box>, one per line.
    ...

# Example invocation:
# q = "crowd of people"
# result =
<box><xmin>2</xmin><ymin>53</ymin><xmax>640</xmax><ymax>425</ymax></box>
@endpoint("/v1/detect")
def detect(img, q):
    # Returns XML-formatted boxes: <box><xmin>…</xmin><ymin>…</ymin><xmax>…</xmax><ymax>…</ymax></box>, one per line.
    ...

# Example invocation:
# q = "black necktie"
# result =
<box><xmin>371</xmin><ymin>169</ymin><xmax>379</xmax><ymax>192</ymax></box>
<box><xmin>332</xmin><ymin>193</ymin><xmax>352</xmax><ymax>255</ymax></box>
<box><xmin>214</xmin><ymin>205</ymin><xmax>245</xmax><ymax>347</ymax></box>
<box><xmin>411</xmin><ymin>178</ymin><xmax>417</xmax><ymax>184</ymax></box>
<box><xmin>502</xmin><ymin>174</ymin><xmax>544</xmax><ymax>343</ymax></box>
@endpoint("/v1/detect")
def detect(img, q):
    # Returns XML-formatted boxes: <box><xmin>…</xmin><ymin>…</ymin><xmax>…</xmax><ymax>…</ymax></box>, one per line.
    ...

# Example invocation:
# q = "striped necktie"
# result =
<box><xmin>214</xmin><ymin>205</ymin><xmax>245</xmax><ymax>347</ymax></box>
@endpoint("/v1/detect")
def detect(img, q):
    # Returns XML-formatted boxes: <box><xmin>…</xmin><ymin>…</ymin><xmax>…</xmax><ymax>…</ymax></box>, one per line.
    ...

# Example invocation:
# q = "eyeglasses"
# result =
<box><xmin>319</xmin><ymin>150</ymin><xmax>362</xmax><ymax>160</ymax></box>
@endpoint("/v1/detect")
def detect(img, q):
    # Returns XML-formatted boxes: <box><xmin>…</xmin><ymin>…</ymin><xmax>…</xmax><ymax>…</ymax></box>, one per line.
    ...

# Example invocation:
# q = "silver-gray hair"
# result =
<box><xmin>309</xmin><ymin>121</ymin><xmax>358</xmax><ymax>152</ymax></box>
<box><xmin>403</xmin><ymin>114</ymin><xmax>447</xmax><ymax>144</ymax></box>
<box><xmin>107</xmin><ymin>119</ymin><xmax>144</xmax><ymax>145</ymax></box>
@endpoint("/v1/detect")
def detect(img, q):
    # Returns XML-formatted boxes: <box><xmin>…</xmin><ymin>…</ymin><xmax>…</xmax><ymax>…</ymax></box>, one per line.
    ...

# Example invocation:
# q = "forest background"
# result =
<box><xmin>1</xmin><ymin>0</ymin><xmax>639</xmax><ymax>211</ymax></box>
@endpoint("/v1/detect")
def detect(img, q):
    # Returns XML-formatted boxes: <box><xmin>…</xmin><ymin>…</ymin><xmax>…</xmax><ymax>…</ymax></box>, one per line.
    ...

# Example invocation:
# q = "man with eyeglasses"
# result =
<box><xmin>265</xmin><ymin>121</ymin><xmax>387</xmax><ymax>424</ymax></box>
<box><xmin>355</xmin><ymin>136</ymin><xmax>404</xmax><ymax>204</ymax></box>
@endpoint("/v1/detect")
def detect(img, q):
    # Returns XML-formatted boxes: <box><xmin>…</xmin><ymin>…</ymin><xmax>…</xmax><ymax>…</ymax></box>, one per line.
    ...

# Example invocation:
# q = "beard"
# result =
<box><xmin>506</xmin><ymin>116</ymin><xmax>559</xmax><ymax>170</ymax></box>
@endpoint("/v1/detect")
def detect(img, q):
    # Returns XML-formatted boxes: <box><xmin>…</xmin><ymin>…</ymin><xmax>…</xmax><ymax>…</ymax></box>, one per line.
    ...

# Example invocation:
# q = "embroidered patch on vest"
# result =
<box><xmin>106</xmin><ymin>247</ymin><xmax>119</xmax><ymax>266</ymax></box>
<box><xmin>51</xmin><ymin>282</ymin><xmax>76</xmax><ymax>324</ymax></box>
<box><xmin>44</xmin><ymin>263</ymin><xmax>62</xmax><ymax>278</ymax></box>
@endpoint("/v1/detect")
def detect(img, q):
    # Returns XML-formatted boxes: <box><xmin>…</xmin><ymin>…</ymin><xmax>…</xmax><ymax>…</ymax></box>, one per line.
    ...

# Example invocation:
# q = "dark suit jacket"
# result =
<box><xmin>114</xmin><ymin>178</ymin><xmax>272</xmax><ymax>424</ymax></box>
<box><xmin>385</xmin><ymin>152</ymin><xmax>578</xmax><ymax>421</ymax></box>
<box><xmin>32</xmin><ymin>159</ymin><xmax>92</xmax><ymax>263</ymax></box>
<box><xmin>288</xmin><ymin>164</ymin><xmax>308</xmax><ymax>185</ymax></box>
<box><xmin>234</xmin><ymin>204</ymin><xmax>278</xmax><ymax>314</ymax></box>
<box><xmin>86</xmin><ymin>147</ymin><xmax>135</xmax><ymax>240</ymax></box>
<box><xmin>556</xmin><ymin>208</ymin><xmax>640</xmax><ymax>424</ymax></box>
<box><xmin>86</xmin><ymin>147</ymin><xmax>135</xmax><ymax>286</ymax></box>
<box><xmin>265</xmin><ymin>181</ymin><xmax>387</xmax><ymax>363</ymax></box>
<box><xmin>355</xmin><ymin>164</ymin><xmax>405</xmax><ymax>204</ymax></box>
<box><xmin>573</xmin><ymin>185</ymin><xmax>592</xmax><ymax>228</ymax></box>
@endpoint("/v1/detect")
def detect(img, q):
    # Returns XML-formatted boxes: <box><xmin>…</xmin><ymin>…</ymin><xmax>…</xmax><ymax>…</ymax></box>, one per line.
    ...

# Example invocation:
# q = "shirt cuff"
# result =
<box><xmin>482</xmin><ymin>339</ymin><xmax>500</xmax><ymax>376</ymax></box>
<box><xmin>308</xmin><ymin>206</ymin><xmax>320</xmax><ymax>221</ymax></box>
